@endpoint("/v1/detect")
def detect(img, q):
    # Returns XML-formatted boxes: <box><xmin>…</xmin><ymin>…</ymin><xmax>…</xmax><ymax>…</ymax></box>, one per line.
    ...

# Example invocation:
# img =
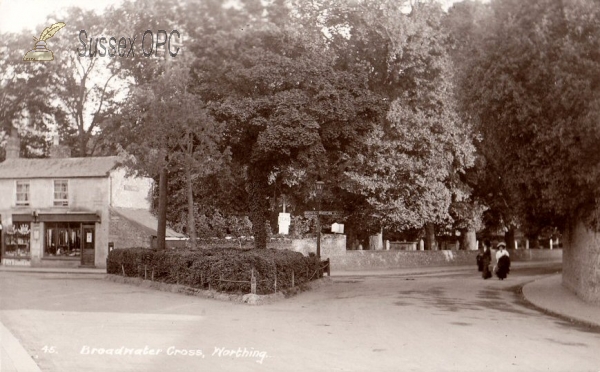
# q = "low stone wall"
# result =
<box><xmin>329</xmin><ymin>248</ymin><xmax>562</xmax><ymax>271</ymax></box>
<box><xmin>189</xmin><ymin>234</ymin><xmax>563</xmax><ymax>272</ymax></box>
<box><xmin>331</xmin><ymin>250</ymin><xmax>477</xmax><ymax>271</ymax></box>
<box><xmin>563</xmin><ymin>221</ymin><xmax>600</xmax><ymax>305</ymax></box>
<box><xmin>507</xmin><ymin>248</ymin><xmax>562</xmax><ymax>262</ymax></box>
<box><xmin>269</xmin><ymin>234</ymin><xmax>346</xmax><ymax>259</ymax></box>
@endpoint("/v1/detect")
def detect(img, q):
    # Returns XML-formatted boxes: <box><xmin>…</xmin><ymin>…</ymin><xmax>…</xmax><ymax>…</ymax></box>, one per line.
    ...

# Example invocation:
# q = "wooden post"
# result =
<box><xmin>292</xmin><ymin>271</ymin><xmax>295</xmax><ymax>287</ymax></box>
<box><xmin>144</xmin><ymin>265</ymin><xmax>147</xmax><ymax>280</ymax></box>
<box><xmin>121</xmin><ymin>264</ymin><xmax>125</xmax><ymax>276</ymax></box>
<box><xmin>152</xmin><ymin>269</ymin><xmax>154</xmax><ymax>281</ymax></box>
<box><xmin>251</xmin><ymin>268</ymin><xmax>257</xmax><ymax>294</ymax></box>
<box><xmin>274</xmin><ymin>271</ymin><xmax>277</xmax><ymax>293</ymax></box>
<box><xmin>326</xmin><ymin>258</ymin><xmax>331</xmax><ymax>277</ymax></box>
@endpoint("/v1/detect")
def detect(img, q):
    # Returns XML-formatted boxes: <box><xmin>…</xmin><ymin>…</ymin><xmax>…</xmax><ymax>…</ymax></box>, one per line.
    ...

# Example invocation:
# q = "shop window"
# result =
<box><xmin>16</xmin><ymin>181</ymin><xmax>30</xmax><ymax>206</ymax></box>
<box><xmin>53</xmin><ymin>180</ymin><xmax>68</xmax><ymax>206</ymax></box>
<box><xmin>45</xmin><ymin>222</ymin><xmax>81</xmax><ymax>257</ymax></box>
<box><xmin>4</xmin><ymin>223</ymin><xmax>31</xmax><ymax>257</ymax></box>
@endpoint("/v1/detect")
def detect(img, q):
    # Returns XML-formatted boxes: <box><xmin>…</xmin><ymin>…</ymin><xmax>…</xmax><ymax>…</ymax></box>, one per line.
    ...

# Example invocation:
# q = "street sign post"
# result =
<box><xmin>304</xmin><ymin>211</ymin><xmax>344</xmax><ymax>217</ymax></box>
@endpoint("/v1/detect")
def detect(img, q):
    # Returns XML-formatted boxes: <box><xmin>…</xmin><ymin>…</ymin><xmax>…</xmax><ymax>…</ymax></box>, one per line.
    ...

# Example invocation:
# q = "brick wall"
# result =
<box><xmin>563</xmin><ymin>220</ymin><xmax>600</xmax><ymax>305</ymax></box>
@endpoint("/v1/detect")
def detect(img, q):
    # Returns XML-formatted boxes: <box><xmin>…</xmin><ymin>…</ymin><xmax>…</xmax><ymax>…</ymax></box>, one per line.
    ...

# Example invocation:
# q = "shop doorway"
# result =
<box><xmin>81</xmin><ymin>225</ymin><xmax>95</xmax><ymax>266</ymax></box>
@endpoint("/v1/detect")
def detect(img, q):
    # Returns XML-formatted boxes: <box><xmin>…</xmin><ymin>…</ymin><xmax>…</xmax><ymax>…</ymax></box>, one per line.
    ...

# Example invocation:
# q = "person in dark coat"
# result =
<box><xmin>481</xmin><ymin>244</ymin><xmax>492</xmax><ymax>279</ymax></box>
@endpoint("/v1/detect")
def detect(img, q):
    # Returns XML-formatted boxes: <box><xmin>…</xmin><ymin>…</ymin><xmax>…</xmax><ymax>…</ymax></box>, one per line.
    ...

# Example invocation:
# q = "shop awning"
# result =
<box><xmin>12</xmin><ymin>213</ymin><xmax>100</xmax><ymax>223</ymax></box>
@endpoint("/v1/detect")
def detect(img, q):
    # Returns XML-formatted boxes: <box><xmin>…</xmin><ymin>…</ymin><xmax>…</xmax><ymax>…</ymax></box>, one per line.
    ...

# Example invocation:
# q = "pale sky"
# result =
<box><xmin>0</xmin><ymin>0</ymin><xmax>124</xmax><ymax>34</ymax></box>
<box><xmin>0</xmin><ymin>0</ymin><xmax>461</xmax><ymax>34</ymax></box>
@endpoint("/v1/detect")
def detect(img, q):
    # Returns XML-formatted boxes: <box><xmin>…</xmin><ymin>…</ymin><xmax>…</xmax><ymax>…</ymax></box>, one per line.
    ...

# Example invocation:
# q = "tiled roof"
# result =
<box><xmin>0</xmin><ymin>156</ymin><xmax>120</xmax><ymax>179</ymax></box>
<box><xmin>111</xmin><ymin>207</ymin><xmax>187</xmax><ymax>239</ymax></box>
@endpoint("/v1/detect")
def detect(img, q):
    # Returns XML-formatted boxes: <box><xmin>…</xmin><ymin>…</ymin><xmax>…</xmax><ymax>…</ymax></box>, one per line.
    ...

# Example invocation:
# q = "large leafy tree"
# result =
<box><xmin>348</xmin><ymin>2</ymin><xmax>475</xmax><ymax>227</ymax></box>
<box><xmin>116</xmin><ymin>58</ymin><xmax>226</xmax><ymax>249</ymax></box>
<box><xmin>443</xmin><ymin>0</ymin><xmax>501</xmax><ymax>246</ymax></box>
<box><xmin>3</xmin><ymin>0</ymin><xmax>185</xmax><ymax>159</ymax></box>
<box><xmin>0</xmin><ymin>31</ymin><xmax>65</xmax><ymax>158</ymax></box>
<box><xmin>35</xmin><ymin>7</ymin><xmax>130</xmax><ymax>157</ymax></box>
<box><xmin>18</xmin><ymin>1</ymin><xmax>183</xmax><ymax>158</ymax></box>
<box><xmin>190</xmin><ymin>18</ymin><xmax>383</xmax><ymax>248</ymax></box>
<box><xmin>296</xmin><ymin>0</ymin><xmax>476</xmax><ymax>248</ymax></box>
<box><xmin>458</xmin><ymin>0</ymin><xmax>600</xmax><ymax>238</ymax></box>
<box><xmin>103</xmin><ymin>0</ymin><xmax>267</xmax><ymax>242</ymax></box>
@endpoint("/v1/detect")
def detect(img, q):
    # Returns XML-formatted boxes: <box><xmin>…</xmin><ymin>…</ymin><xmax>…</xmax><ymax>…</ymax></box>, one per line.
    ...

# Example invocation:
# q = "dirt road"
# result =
<box><xmin>1</xmin><ymin>262</ymin><xmax>598</xmax><ymax>372</ymax></box>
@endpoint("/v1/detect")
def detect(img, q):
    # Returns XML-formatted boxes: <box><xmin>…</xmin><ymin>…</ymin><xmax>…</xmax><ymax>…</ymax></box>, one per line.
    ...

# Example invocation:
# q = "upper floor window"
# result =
<box><xmin>16</xmin><ymin>181</ymin><xmax>30</xmax><ymax>206</ymax></box>
<box><xmin>53</xmin><ymin>180</ymin><xmax>68</xmax><ymax>206</ymax></box>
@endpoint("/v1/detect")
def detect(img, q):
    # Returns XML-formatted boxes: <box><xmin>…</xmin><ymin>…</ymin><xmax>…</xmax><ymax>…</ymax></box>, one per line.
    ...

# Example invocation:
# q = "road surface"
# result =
<box><xmin>1</xmin><ymin>262</ymin><xmax>599</xmax><ymax>372</ymax></box>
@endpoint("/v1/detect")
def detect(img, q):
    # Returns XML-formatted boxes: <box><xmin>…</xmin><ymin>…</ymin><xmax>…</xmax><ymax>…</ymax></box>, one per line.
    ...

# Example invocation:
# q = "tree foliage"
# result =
<box><xmin>190</xmin><ymin>12</ymin><xmax>384</xmax><ymax>247</ymax></box>
<box><xmin>458</xmin><ymin>0</ymin><xmax>600</xmax><ymax>232</ymax></box>
<box><xmin>116</xmin><ymin>57</ymin><xmax>227</xmax><ymax>247</ymax></box>
<box><xmin>0</xmin><ymin>31</ymin><xmax>64</xmax><ymax>158</ymax></box>
<box><xmin>300</xmin><ymin>1</ymin><xmax>477</xmax><ymax>232</ymax></box>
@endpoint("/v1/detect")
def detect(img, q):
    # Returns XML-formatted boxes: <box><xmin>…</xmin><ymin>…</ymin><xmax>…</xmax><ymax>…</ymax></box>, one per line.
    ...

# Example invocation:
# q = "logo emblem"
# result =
<box><xmin>23</xmin><ymin>22</ymin><xmax>66</xmax><ymax>62</ymax></box>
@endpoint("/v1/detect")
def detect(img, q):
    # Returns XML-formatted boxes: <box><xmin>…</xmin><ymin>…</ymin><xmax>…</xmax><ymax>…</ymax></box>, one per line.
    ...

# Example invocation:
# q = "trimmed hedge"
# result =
<box><xmin>106</xmin><ymin>248</ymin><xmax>325</xmax><ymax>295</ymax></box>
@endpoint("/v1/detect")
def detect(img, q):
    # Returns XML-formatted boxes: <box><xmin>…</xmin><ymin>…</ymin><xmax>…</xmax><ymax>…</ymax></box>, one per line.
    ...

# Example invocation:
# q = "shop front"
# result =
<box><xmin>1</xmin><ymin>212</ymin><xmax>100</xmax><ymax>267</ymax></box>
<box><xmin>2</xmin><ymin>221</ymin><xmax>31</xmax><ymax>266</ymax></box>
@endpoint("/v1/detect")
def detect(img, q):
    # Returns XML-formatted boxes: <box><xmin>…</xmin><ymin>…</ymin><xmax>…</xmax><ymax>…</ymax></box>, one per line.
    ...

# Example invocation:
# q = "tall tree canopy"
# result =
<box><xmin>116</xmin><ymin>56</ymin><xmax>226</xmax><ymax>248</ymax></box>
<box><xmin>337</xmin><ymin>2</ymin><xmax>476</xmax><ymax>232</ymax></box>
<box><xmin>458</xmin><ymin>0</ymin><xmax>600</xmax><ymax>234</ymax></box>
<box><xmin>187</xmin><ymin>0</ymin><xmax>478</xmax><ymax>248</ymax></box>
<box><xmin>190</xmin><ymin>20</ymin><xmax>383</xmax><ymax>248</ymax></box>
<box><xmin>0</xmin><ymin>31</ymin><xmax>64</xmax><ymax>158</ymax></box>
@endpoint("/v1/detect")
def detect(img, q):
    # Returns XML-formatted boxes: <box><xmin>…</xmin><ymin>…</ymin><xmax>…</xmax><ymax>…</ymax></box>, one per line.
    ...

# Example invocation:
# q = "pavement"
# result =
<box><xmin>522</xmin><ymin>273</ymin><xmax>600</xmax><ymax>329</ymax></box>
<box><xmin>1</xmin><ymin>261</ymin><xmax>598</xmax><ymax>371</ymax></box>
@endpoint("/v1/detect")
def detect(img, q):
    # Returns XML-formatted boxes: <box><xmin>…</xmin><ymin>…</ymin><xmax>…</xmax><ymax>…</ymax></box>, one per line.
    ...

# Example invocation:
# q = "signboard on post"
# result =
<box><xmin>304</xmin><ymin>211</ymin><xmax>344</xmax><ymax>217</ymax></box>
<box><xmin>278</xmin><ymin>213</ymin><xmax>291</xmax><ymax>235</ymax></box>
<box><xmin>331</xmin><ymin>223</ymin><xmax>344</xmax><ymax>234</ymax></box>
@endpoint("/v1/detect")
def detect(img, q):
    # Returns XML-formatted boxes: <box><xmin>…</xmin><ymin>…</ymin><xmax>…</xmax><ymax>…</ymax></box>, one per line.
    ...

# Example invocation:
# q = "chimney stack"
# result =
<box><xmin>49</xmin><ymin>135</ymin><xmax>71</xmax><ymax>158</ymax></box>
<box><xmin>5</xmin><ymin>135</ymin><xmax>20</xmax><ymax>159</ymax></box>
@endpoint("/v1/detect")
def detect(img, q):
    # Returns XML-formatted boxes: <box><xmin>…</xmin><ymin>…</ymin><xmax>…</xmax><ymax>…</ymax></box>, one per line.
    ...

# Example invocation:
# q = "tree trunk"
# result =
<box><xmin>185</xmin><ymin>165</ymin><xmax>197</xmax><ymax>250</ymax></box>
<box><xmin>156</xmin><ymin>167</ymin><xmax>168</xmax><ymax>250</ymax></box>
<box><xmin>460</xmin><ymin>228</ymin><xmax>477</xmax><ymax>250</ymax></box>
<box><xmin>505</xmin><ymin>227</ymin><xmax>516</xmax><ymax>250</ymax></box>
<box><xmin>79</xmin><ymin>132</ymin><xmax>88</xmax><ymax>157</ymax></box>
<box><xmin>526</xmin><ymin>232</ymin><xmax>540</xmax><ymax>248</ymax></box>
<box><xmin>425</xmin><ymin>223</ymin><xmax>438</xmax><ymax>250</ymax></box>
<box><xmin>248</xmin><ymin>167</ymin><xmax>269</xmax><ymax>249</ymax></box>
